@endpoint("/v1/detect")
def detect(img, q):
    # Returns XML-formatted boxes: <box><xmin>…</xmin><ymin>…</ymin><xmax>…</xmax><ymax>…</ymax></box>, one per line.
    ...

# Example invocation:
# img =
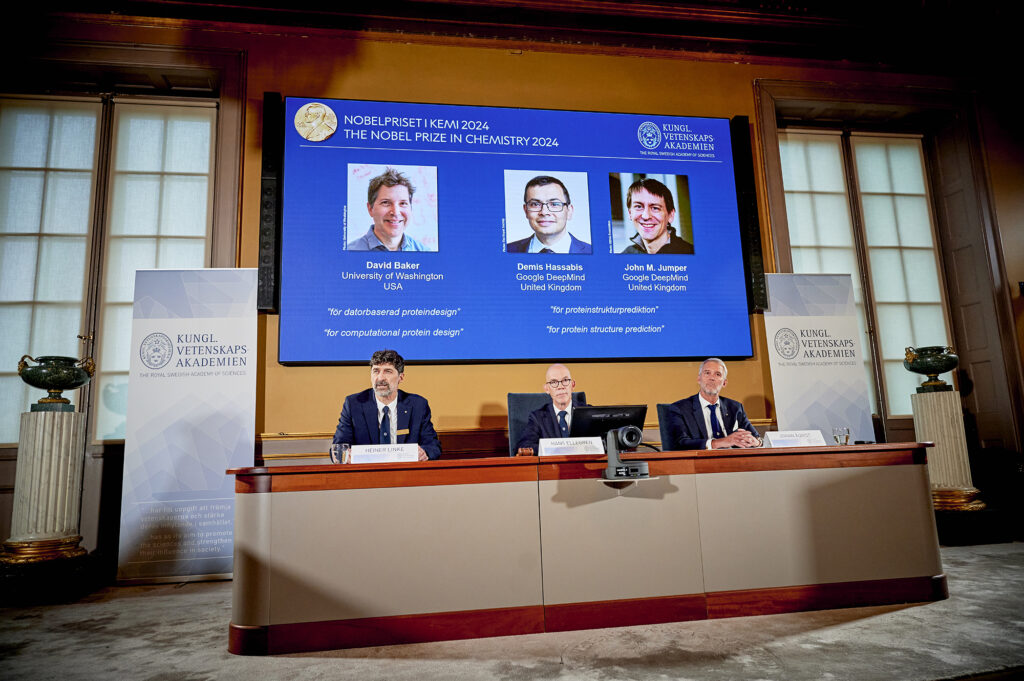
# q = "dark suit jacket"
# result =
<box><xmin>663</xmin><ymin>394</ymin><xmax>758</xmax><ymax>451</ymax></box>
<box><xmin>515</xmin><ymin>396</ymin><xmax>589</xmax><ymax>452</ymax></box>
<box><xmin>621</xmin><ymin>226</ymin><xmax>694</xmax><ymax>254</ymax></box>
<box><xmin>507</xmin><ymin>233</ymin><xmax>592</xmax><ymax>254</ymax></box>
<box><xmin>332</xmin><ymin>388</ymin><xmax>441</xmax><ymax>460</ymax></box>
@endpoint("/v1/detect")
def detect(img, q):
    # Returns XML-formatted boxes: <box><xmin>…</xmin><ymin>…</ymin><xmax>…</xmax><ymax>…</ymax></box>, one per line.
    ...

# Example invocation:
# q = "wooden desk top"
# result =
<box><xmin>228</xmin><ymin>442</ymin><xmax>931</xmax><ymax>493</ymax></box>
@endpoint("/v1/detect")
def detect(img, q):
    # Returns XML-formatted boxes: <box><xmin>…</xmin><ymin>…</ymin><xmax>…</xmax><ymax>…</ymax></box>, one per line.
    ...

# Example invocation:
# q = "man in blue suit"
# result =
<box><xmin>515</xmin><ymin>364</ymin><xmax>589</xmax><ymax>453</ymax></box>
<box><xmin>663</xmin><ymin>358</ymin><xmax>762</xmax><ymax>450</ymax></box>
<box><xmin>332</xmin><ymin>349</ymin><xmax>441</xmax><ymax>461</ymax></box>
<box><xmin>507</xmin><ymin>175</ymin><xmax>592</xmax><ymax>254</ymax></box>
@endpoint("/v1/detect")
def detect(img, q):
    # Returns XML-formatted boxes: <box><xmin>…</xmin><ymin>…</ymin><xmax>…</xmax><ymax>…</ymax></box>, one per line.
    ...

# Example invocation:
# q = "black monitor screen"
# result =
<box><xmin>570</xmin><ymin>405</ymin><xmax>647</xmax><ymax>439</ymax></box>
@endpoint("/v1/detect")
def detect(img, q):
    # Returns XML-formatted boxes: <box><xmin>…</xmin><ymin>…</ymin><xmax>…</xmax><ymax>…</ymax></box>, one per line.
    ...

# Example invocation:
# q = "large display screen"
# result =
<box><xmin>279</xmin><ymin>97</ymin><xmax>752</xmax><ymax>363</ymax></box>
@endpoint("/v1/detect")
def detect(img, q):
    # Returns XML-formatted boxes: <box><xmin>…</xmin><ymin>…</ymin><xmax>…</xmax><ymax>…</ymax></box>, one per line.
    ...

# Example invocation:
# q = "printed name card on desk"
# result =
<box><xmin>763</xmin><ymin>430</ymin><xmax>827</xmax><ymax>448</ymax></box>
<box><xmin>538</xmin><ymin>437</ymin><xmax>604</xmax><ymax>456</ymax></box>
<box><xmin>349</xmin><ymin>443</ymin><xmax>419</xmax><ymax>464</ymax></box>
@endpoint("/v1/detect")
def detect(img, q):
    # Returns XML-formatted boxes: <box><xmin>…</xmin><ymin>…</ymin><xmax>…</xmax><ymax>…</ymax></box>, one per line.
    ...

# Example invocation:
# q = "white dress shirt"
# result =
<box><xmin>553</xmin><ymin>401</ymin><xmax>574</xmax><ymax>435</ymax></box>
<box><xmin>527</xmin><ymin>231</ymin><xmax>571</xmax><ymax>253</ymax></box>
<box><xmin>375</xmin><ymin>395</ymin><xmax>399</xmax><ymax>444</ymax></box>
<box><xmin>698</xmin><ymin>394</ymin><xmax>726</xmax><ymax>450</ymax></box>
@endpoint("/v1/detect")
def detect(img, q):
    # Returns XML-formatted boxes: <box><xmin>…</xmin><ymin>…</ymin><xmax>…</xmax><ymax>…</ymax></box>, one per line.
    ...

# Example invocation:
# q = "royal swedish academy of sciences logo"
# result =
<box><xmin>140</xmin><ymin>333</ymin><xmax>174</xmax><ymax>370</ymax></box>
<box><xmin>774</xmin><ymin>327</ymin><xmax>800</xmax><ymax>360</ymax></box>
<box><xmin>637</xmin><ymin>121</ymin><xmax>662</xmax><ymax>150</ymax></box>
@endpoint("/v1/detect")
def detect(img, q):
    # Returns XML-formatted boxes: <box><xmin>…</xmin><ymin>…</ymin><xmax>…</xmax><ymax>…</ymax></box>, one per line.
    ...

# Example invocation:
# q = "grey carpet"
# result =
<box><xmin>2</xmin><ymin>543</ymin><xmax>1023</xmax><ymax>681</ymax></box>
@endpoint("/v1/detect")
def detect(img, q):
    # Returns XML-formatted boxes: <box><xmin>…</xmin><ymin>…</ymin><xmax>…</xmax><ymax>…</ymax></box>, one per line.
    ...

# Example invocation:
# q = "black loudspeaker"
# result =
<box><xmin>730</xmin><ymin>116</ymin><xmax>768</xmax><ymax>312</ymax></box>
<box><xmin>258</xmin><ymin>92</ymin><xmax>283</xmax><ymax>312</ymax></box>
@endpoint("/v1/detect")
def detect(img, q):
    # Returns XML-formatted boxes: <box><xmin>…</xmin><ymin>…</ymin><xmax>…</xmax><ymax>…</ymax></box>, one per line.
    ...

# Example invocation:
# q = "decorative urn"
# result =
<box><xmin>18</xmin><ymin>355</ymin><xmax>96</xmax><ymax>411</ymax></box>
<box><xmin>903</xmin><ymin>346</ymin><xmax>957</xmax><ymax>393</ymax></box>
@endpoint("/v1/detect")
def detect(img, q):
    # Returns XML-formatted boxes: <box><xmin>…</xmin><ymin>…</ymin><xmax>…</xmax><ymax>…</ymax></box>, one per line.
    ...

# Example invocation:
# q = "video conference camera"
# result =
<box><xmin>604</xmin><ymin>425</ymin><xmax>649</xmax><ymax>480</ymax></box>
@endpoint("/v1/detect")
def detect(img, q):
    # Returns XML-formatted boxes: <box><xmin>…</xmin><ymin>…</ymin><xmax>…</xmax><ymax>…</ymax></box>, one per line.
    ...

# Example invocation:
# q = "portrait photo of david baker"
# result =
<box><xmin>345</xmin><ymin>165</ymin><xmax>439</xmax><ymax>252</ymax></box>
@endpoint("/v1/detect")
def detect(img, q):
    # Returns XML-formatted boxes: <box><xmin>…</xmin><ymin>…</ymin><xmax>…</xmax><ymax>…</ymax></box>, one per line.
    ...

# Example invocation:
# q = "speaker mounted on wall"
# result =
<box><xmin>258</xmin><ymin>92</ymin><xmax>283</xmax><ymax>312</ymax></box>
<box><xmin>730</xmin><ymin>115</ymin><xmax>768</xmax><ymax>312</ymax></box>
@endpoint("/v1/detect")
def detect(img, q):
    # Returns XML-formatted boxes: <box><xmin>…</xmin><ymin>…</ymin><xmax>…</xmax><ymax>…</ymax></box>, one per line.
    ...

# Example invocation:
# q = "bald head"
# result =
<box><xmin>544</xmin><ymin>364</ymin><xmax>574</xmax><ymax>411</ymax></box>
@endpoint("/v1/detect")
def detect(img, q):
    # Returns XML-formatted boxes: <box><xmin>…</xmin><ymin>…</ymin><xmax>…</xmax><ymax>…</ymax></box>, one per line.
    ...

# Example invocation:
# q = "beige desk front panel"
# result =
<box><xmin>697</xmin><ymin>465</ymin><xmax>942</xmax><ymax>593</ymax></box>
<box><xmin>233</xmin><ymin>493</ymin><xmax>273</xmax><ymax>625</ymax></box>
<box><xmin>539</xmin><ymin>474</ymin><xmax>704</xmax><ymax>605</ymax></box>
<box><xmin>265</xmin><ymin>480</ymin><xmax>543</xmax><ymax>624</ymax></box>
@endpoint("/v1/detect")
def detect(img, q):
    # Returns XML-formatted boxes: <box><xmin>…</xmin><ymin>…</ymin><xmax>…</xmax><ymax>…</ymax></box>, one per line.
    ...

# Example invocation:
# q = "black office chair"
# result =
<box><xmin>506</xmin><ymin>392</ymin><xmax>587</xmax><ymax>456</ymax></box>
<box><xmin>656</xmin><ymin>403</ymin><xmax>676</xmax><ymax>452</ymax></box>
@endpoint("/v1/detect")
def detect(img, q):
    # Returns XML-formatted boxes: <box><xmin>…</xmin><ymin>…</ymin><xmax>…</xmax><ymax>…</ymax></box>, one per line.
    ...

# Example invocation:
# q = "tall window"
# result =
<box><xmin>94</xmin><ymin>103</ymin><xmax>215</xmax><ymax>440</ymax></box>
<box><xmin>778</xmin><ymin>130</ymin><xmax>953</xmax><ymax>417</ymax></box>
<box><xmin>0</xmin><ymin>97</ymin><xmax>215</xmax><ymax>444</ymax></box>
<box><xmin>0</xmin><ymin>100</ymin><xmax>100</xmax><ymax>442</ymax></box>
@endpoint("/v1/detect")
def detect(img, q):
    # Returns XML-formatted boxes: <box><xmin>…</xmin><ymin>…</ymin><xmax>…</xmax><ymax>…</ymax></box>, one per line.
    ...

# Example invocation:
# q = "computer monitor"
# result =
<box><xmin>570</xmin><ymin>405</ymin><xmax>648</xmax><ymax>440</ymax></box>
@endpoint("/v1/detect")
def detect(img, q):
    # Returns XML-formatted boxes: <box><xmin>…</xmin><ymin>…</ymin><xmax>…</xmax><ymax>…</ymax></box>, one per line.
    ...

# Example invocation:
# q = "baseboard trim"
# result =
<box><xmin>545</xmin><ymin>593</ymin><xmax>707</xmax><ymax>632</ymax></box>
<box><xmin>706</xmin><ymin>574</ymin><xmax>948</xmax><ymax>618</ymax></box>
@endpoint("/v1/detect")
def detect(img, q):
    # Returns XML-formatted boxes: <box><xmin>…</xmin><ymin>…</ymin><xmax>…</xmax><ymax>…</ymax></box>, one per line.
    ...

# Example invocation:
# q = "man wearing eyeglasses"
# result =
<box><xmin>515</xmin><ymin>363</ymin><xmax>590</xmax><ymax>452</ymax></box>
<box><xmin>620</xmin><ymin>177</ymin><xmax>694</xmax><ymax>255</ymax></box>
<box><xmin>507</xmin><ymin>175</ymin><xmax>592</xmax><ymax>254</ymax></box>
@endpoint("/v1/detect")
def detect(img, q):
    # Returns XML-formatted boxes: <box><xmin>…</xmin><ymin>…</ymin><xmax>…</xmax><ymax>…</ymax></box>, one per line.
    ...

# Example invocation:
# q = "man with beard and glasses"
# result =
<box><xmin>662</xmin><ymin>358</ymin><xmax>761</xmax><ymax>450</ymax></box>
<box><xmin>514</xmin><ymin>363</ymin><xmax>589</xmax><ymax>453</ymax></box>
<box><xmin>331</xmin><ymin>349</ymin><xmax>441</xmax><ymax>461</ymax></box>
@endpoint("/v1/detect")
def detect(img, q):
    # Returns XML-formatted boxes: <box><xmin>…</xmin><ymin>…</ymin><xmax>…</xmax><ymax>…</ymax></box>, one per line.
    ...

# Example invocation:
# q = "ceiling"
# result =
<box><xmin>37</xmin><ymin>1</ymin><xmax>1008</xmax><ymax>78</ymax></box>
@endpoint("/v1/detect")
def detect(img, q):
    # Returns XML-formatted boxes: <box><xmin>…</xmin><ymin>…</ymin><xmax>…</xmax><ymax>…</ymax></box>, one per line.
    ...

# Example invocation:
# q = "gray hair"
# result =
<box><xmin>371</xmin><ymin>349</ymin><xmax>405</xmax><ymax>374</ymax></box>
<box><xmin>699</xmin><ymin>357</ymin><xmax>727</xmax><ymax>378</ymax></box>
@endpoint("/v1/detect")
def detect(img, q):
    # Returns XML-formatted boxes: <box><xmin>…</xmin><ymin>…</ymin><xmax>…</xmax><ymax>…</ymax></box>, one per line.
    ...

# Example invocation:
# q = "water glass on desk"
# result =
<box><xmin>330</xmin><ymin>443</ymin><xmax>351</xmax><ymax>463</ymax></box>
<box><xmin>832</xmin><ymin>427</ymin><xmax>850</xmax><ymax>446</ymax></box>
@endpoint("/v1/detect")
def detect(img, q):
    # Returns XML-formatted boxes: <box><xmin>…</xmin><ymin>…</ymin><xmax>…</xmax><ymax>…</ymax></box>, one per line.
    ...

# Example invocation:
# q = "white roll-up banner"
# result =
<box><xmin>764</xmin><ymin>273</ymin><xmax>874</xmax><ymax>444</ymax></box>
<box><xmin>118</xmin><ymin>269</ymin><xmax>257</xmax><ymax>581</ymax></box>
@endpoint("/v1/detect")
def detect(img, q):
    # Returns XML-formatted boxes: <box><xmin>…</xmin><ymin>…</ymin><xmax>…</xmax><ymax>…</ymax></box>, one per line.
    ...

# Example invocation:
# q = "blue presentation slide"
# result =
<box><xmin>279</xmin><ymin>97</ymin><xmax>752</xmax><ymax>363</ymax></box>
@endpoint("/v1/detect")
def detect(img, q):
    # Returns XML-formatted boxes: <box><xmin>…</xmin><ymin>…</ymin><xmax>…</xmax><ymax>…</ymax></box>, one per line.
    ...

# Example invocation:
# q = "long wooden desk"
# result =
<box><xmin>227</xmin><ymin>443</ymin><xmax>945</xmax><ymax>655</ymax></box>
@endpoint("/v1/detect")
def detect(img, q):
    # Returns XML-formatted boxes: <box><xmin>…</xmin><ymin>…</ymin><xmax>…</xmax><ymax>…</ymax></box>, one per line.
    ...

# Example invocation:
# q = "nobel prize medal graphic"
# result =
<box><xmin>294</xmin><ymin>102</ymin><xmax>338</xmax><ymax>142</ymax></box>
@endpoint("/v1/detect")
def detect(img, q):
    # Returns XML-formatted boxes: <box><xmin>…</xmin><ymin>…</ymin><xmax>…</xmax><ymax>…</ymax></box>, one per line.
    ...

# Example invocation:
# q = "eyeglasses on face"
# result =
<box><xmin>545</xmin><ymin>378</ymin><xmax>573</xmax><ymax>388</ymax></box>
<box><xmin>526</xmin><ymin>200</ymin><xmax>567</xmax><ymax>212</ymax></box>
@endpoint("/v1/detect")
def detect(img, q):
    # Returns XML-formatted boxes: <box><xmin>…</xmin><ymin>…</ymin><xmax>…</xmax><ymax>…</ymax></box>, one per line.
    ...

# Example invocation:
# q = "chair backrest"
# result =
<box><xmin>506</xmin><ymin>391</ymin><xmax>587</xmax><ymax>456</ymax></box>
<box><xmin>656</xmin><ymin>403</ymin><xmax>674</xmax><ymax>452</ymax></box>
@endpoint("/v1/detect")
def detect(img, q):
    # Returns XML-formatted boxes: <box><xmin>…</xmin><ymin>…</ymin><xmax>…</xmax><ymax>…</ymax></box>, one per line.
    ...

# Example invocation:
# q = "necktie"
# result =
<box><xmin>380</xmin><ymin>405</ymin><xmax>391</xmax><ymax>444</ymax></box>
<box><xmin>558</xmin><ymin>410</ymin><xmax>569</xmax><ymax>437</ymax></box>
<box><xmin>709</xmin><ymin>403</ymin><xmax>724</xmax><ymax>440</ymax></box>
<box><xmin>540</xmin><ymin>248</ymin><xmax>554</xmax><ymax>253</ymax></box>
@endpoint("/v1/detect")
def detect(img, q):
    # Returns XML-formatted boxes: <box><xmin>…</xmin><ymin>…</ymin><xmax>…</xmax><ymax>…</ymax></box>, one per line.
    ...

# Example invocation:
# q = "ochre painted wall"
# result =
<box><xmin>45</xmin><ymin>17</ymin><xmax>990</xmax><ymax>438</ymax></box>
<box><xmin>977</xmin><ymin>99</ymin><xmax>1024</xmax><ymax>383</ymax></box>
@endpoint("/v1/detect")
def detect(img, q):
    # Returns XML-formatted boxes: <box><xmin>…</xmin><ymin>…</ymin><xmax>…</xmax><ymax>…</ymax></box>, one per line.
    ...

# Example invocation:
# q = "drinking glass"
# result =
<box><xmin>330</xmin><ymin>443</ymin><xmax>351</xmax><ymax>463</ymax></box>
<box><xmin>832</xmin><ymin>427</ymin><xmax>850</xmax><ymax>446</ymax></box>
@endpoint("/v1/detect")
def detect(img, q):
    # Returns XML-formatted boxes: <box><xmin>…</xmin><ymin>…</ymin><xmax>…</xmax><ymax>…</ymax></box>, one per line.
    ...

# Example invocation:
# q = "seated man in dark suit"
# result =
<box><xmin>663</xmin><ymin>358</ymin><xmax>761</xmax><ymax>450</ymax></box>
<box><xmin>515</xmin><ymin>363</ymin><xmax>589</xmax><ymax>453</ymax></box>
<box><xmin>332</xmin><ymin>349</ymin><xmax>441</xmax><ymax>461</ymax></box>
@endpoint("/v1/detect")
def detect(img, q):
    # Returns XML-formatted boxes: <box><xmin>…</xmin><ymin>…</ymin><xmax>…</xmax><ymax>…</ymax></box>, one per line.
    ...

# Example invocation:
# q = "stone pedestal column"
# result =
<box><xmin>2</xmin><ymin>411</ymin><xmax>88</xmax><ymax>563</ymax></box>
<box><xmin>911</xmin><ymin>390</ymin><xmax>984</xmax><ymax>510</ymax></box>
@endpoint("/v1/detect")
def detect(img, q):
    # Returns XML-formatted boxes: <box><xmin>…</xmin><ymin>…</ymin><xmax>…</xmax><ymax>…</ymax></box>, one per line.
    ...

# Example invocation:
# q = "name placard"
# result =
<box><xmin>538</xmin><ymin>437</ymin><xmax>604</xmax><ymax>456</ymax></box>
<box><xmin>763</xmin><ymin>430</ymin><xmax>827</xmax><ymax>448</ymax></box>
<box><xmin>349</xmin><ymin>443</ymin><xmax>419</xmax><ymax>463</ymax></box>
